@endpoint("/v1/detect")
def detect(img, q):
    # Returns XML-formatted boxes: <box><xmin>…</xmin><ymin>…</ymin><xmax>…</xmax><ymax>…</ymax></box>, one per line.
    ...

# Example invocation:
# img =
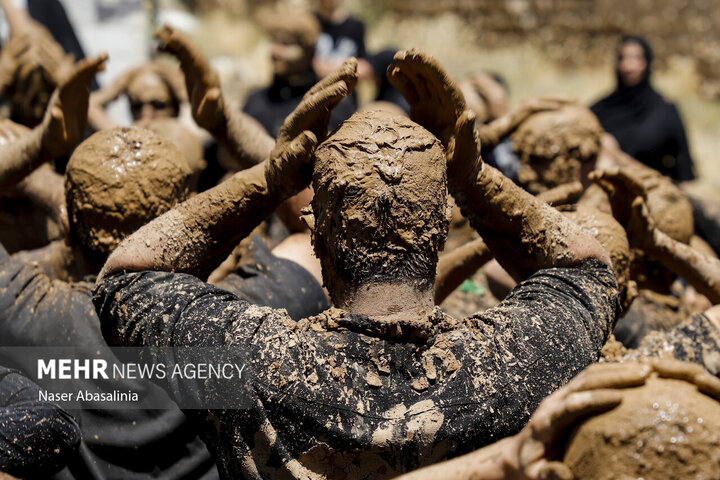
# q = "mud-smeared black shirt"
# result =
<box><xmin>94</xmin><ymin>260</ymin><xmax>620</xmax><ymax>479</ymax></box>
<box><xmin>0</xmin><ymin>242</ymin><xmax>218</xmax><ymax>479</ymax></box>
<box><xmin>216</xmin><ymin>237</ymin><xmax>329</xmax><ymax>321</ymax></box>
<box><xmin>632</xmin><ymin>313</ymin><xmax>720</xmax><ymax>376</ymax></box>
<box><xmin>0</xmin><ymin>366</ymin><xmax>80</xmax><ymax>478</ymax></box>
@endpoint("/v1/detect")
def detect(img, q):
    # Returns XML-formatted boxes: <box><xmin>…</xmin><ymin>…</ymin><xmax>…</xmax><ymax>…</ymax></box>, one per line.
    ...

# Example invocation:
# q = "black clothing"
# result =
<box><xmin>635</xmin><ymin>312</ymin><xmax>720</xmax><ymax>376</ymax></box>
<box><xmin>613</xmin><ymin>291</ymin><xmax>684</xmax><ymax>349</ymax></box>
<box><xmin>216</xmin><ymin>237</ymin><xmax>329</xmax><ymax>321</ymax></box>
<box><xmin>95</xmin><ymin>259</ymin><xmax>619</xmax><ymax>479</ymax></box>
<box><xmin>28</xmin><ymin>0</ymin><xmax>99</xmax><ymax>91</ymax></box>
<box><xmin>0</xmin><ymin>242</ymin><xmax>218</xmax><ymax>480</ymax></box>
<box><xmin>368</xmin><ymin>49</ymin><xmax>410</xmax><ymax>112</ymax></box>
<box><xmin>316</xmin><ymin>15</ymin><xmax>367</xmax><ymax>61</ymax></box>
<box><xmin>243</xmin><ymin>73</ymin><xmax>355</xmax><ymax>137</ymax></box>
<box><xmin>590</xmin><ymin>46</ymin><xmax>694</xmax><ymax>182</ymax></box>
<box><xmin>0</xmin><ymin>366</ymin><xmax>81</xmax><ymax>478</ymax></box>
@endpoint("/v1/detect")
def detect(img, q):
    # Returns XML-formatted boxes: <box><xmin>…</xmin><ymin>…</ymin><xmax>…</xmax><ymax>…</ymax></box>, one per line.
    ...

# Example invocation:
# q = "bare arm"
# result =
<box><xmin>434</xmin><ymin>182</ymin><xmax>583</xmax><ymax>303</ymax></box>
<box><xmin>0</xmin><ymin>55</ymin><xmax>107</xmax><ymax>192</ymax></box>
<box><xmin>14</xmin><ymin>163</ymin><xmax>65</xmax><ymax>228</ymax></box>
<box><xmin>477</xmin><ymin>95</ymin><xmax>575</xmax><ymax>150</ymax></box>
<box><xmin>631</xmin><ymin>197</ymin><xmax>720</xmax><ymax>304</ymax></box>
<box><xmin>388</xmin><ymin>50</ymin><xmax>609</xmax><ymax>282</ymax></box>
<box><xmin>99</xmin><ymin>59</ymin><xmax>358</xmax><ymax>282</ymax></box>
<box><xmin>155</xmin><ymin>25</ymin><xmax>275</xmax><ymax>169</ymax></box>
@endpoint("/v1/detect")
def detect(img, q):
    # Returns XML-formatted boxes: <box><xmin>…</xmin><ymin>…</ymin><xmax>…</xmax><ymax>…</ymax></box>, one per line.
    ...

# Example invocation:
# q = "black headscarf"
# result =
<box><xmin>591</xmin><ymin>35</ymin><xmax>663</xmax><ymax>130</ymax></box>
<box><xmin>590</xmin><ymin>35</ymin><xmax>695</xmax><ymax>182</ymax></box>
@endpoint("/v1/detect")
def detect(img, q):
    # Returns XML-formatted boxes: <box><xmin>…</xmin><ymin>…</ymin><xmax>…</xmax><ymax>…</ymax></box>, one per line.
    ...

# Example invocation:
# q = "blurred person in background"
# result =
<box><xmin>591</xmin><ymin>35</ymin><xmax>695</xmax><ymax>183</ymax></box>
<box><xmin>313</xmin><ymin>0</ymin><xmax>372</xmax><ymax>83</ymax></box>
<box><xmin>243</xmin><ymin>7</ymin><xmax>355</xmax><ymax>138</ymax></box>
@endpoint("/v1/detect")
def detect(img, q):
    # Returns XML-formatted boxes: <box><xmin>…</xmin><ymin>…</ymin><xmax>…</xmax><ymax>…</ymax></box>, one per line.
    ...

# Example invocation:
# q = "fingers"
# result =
<box><xmin>546</xmin><ymin>389</ymin><xmax>624</xmax><ymax>434</ymax></box>
<box><xmin>280</xmin><ymin>80</ymin><xmax>349</xmax><ymax>143</ymax></box>
<box><xmin>155</xmin><ymin>24</ymin><xmax>192</xmax><ymax>60</ymax></box>
<box><xmin>630</xmin><ymin>196</ymin><xmax>652</xmax><ymax>225</ymax></box>
<box><xmin>392</xmin><ymin>49</ymin><xmax>465</xmax><ymax>112</ymax></box>
<box><xmin>387</xmin><ymin>65</ymin><xmax>419</xmax><ymax>104</ymax></box>
<box><xmin>455</xmin><ymin>109</ymin><xmax>477</xmax><ymax>144</ymax></box>
<box><xmin>155</xmin><ymin>24</ymin><xmax>216</xmax><ymax>86</ymax></box>
<box><xmin>647</xmin><ymin>358</ymin><xmax>720</xmax><ymax>401</ymax></box>
<box><xmin>590</xmin><ymin>167</ymin><xmax>647</xmax><ymax>198</ymax></box>
<box><xmin>525</xmin><ymin>460</ymin><xmax>574</xmax><ymax>480</ymax></box>
<box><xmin>305</xmin><ymin>57</ymin><xmax>357</xmax><ymax>99</ymax></box>
<box><xmin>268</xmin><ymin>131</ymin><xmax>318</xmax><ymax>197</ymax></box>
<box><xmin>447</xmin><ymin>109</ymin><xmax>479</xmax><ymax>170</ymax></box>
<box><xmin>568</xmin><ymin>362</ymin><xmax>650</xmax><ymax>392</ymax></box>
<box><xmin>285</xmin><ymin>131</ymin><xmax>318</xmax><ymax>165</ymax></box>
<box><xmin>694</xmin><ymin>373</ymin><xmax>720</xmax><ymax>402</ymax></box>
<box><xmin>195</xmin><ymin>87</ymin><xmax>222</xmax><ymax>121</ymax></box>
<box><xmin>64</xmin><ymin>54</ymin><xmax>108</xmax><ymax>88</ymax></box>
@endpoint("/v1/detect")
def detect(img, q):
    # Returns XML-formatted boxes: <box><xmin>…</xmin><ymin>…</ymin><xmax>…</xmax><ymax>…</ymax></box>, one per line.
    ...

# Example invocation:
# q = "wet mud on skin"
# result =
<box><xmin>311</xmin><ymin>109</ymin><xmax>448</xmax><ymax>304</ymax></box>
<box><xmin>561</xmin><ymin>205</ymin><xmax>633</xmax><ymax>310</ymax></box>
<box><xmin>65</xmin><ymin>127</ymin><xmax>191</xmax><ymax>256</ymax></box>
<box><xmin>564</xmin><ymin>376</ymin><xmax>720</xmax><ymax>480</ymax></box>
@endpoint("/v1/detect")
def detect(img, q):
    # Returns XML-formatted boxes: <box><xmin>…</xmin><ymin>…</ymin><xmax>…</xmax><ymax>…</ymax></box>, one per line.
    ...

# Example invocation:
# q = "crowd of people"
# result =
<box><xmin>0</xmin><ymin>0</ymin><xmax>719</xmax><ymax>479</ymax></box>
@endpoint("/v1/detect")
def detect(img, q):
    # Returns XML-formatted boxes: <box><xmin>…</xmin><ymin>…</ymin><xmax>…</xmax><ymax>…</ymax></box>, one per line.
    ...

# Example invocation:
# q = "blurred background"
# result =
<box><xmin>2</xmin><ymin>0</ymin><xmax>718</xmax><ymax>198</ymax></box>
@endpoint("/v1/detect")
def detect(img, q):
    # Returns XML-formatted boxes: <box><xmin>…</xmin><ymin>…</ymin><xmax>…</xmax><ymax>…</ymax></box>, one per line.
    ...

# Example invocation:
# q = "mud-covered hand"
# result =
<box><xmin>589</xmin><ymin>166</ymin><xmax>659</xmax><ymax>226</ymax></box>
<box><xmin>388</xmin><ymin>49</ymin><xmax>465</xmax><ymax>145</ymax></box>
<box><xmin>266</xmin><ymin>58</ymin><xmax>357</xmax><ymax>199</ymax></box>
<box><xmin>388</xmin><ymin>49</ymin><xmax>482</xmax><ymax>189</ymax></box>
<box><xmin>626</xmin><ymin>196</ymin><xmax>659</xmax><ymax>252</ymax></box>
<box><xmin>648</xmin><ymin>358</ymin><xmax>720</xmax><ymax>402</ymax></box>
<box><xmin>155</xmin><ymin>24</ymin><xmax>225</xmax><ymax>133</ymax></box>
<box><xmin>503</xmin><ymin>362</ymin><xmax>651</xmax><ymax>479</ymax></box>
<box><xmin>41</xmin><ymin>54</ymin><xmax>107</xmax><ymax>159</ymax></box>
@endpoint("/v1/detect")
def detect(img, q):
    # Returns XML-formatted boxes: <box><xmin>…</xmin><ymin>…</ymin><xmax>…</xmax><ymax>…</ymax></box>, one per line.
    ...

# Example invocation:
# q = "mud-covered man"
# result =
<box><xmin>94</xmin><ymin>51</ymin><xmax>620</xmax><ymax>479</ymax></box>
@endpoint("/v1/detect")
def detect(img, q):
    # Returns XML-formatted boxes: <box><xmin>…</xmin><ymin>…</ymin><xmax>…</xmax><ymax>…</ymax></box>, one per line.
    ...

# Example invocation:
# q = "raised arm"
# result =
<box><xmin>155</xmin><ymin>25</ymin><xmax>275</xmax><ymax>169</ymax></box>
<box><xmin>433</xmin><ymin>182</ymin><xmax>584</xmax><ymax>303</ymax></box>
<box><xmin>627</xmin><ymin>193</ymin><xmax>720</xmax><ymax>304</ymax></box>
<box><xmin>477</xmin><ymin>94</ymin><xmax>574</xmax><ymax>150</ymax></box>
<box><xmin>0</xmin><ymin>55</ymin><xmax>107</xmax><ymax>191</ymax></box>
<box><xmin>99</xmin><ymin>59</ymin><xmax>358</xmax><ymax>281</ymax></box>
<box><xmin>388</xmin><ymin>50</ymin><xmax>609</xmax><ymax>282</ymax></box>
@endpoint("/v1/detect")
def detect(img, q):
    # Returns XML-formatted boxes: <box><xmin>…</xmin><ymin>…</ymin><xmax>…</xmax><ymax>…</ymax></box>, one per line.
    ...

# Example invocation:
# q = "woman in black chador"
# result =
<box><xmin>591</xmin><ymin>35</ymin><xmax>695</xmax><ymax>182</ymax></box>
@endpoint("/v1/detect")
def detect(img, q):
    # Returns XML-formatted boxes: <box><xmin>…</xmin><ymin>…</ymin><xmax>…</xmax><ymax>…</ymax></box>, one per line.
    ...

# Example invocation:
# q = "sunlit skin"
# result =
<box><xmin>617</xmin><ymin>42</ymin><xmax>648</xmax><ymax>88</ymax></box>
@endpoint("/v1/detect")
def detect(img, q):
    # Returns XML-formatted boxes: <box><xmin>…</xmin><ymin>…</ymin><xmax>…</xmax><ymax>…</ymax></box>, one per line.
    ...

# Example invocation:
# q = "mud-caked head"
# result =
<box><xmin>513</xmin><ymin>105</ymin><xmax>603</xmax><ymax>194</ymax></box>
<box><xmin>65</xmin><ymin>126</ymin><xmax>191</xmax><ymax>260</ymax></box>
<box><xmin>126</xmin><ymin>61</ymin><xmax>185</xmax><ymax>122</ymax></box>
<box><xmin>310</xmin><ymin>110</ymin><xmax>449</xmax><ymax>306</ymax></box>
<box><xmin>563</xmin><ymin>369</ymin><xmax>720</xmax><ymax>479</ymax></box>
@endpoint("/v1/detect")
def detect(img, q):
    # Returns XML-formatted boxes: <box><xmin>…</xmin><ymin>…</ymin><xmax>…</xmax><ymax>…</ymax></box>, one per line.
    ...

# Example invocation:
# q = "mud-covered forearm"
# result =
<box><xmin>451</xmin><ymin>161</ymin><xmax>609</xmax><ymax>281</ymax></box>
<box><xmin>100</xmin><ymin>161</ymin><xmax>283</xmax><ymax>281</ymax></box>
<box><xmin>0</xmin><ymin>126</ymin><xmax>48</xmax><ymax>192</ymax></box>
<box><xmin>477</xmin><ymin>114</ymin><xmax>513</xmax><ymax>150</ymax></box>
<box><xmin>216</xmin><ymin>108</ymin><xmax>275</xmax><ymax>169</ymax></box>
<box><xmin>647</xmin><ymin>228</ymin><xmax>720</xmax><ymax>304</ymax></box>
<box><xmin>394</xmin><ymin>436</ymin><xmax>513</xmax><ymax>480</ymax></box>
<box><xmin>433</xmin><ymin>183</ymin><xmax>584</xmax><ymax>302</ymax></box>
<box><xmin>14</xmin><ymin>164</ymin><xmax>65</xmax><ymax>224</ymax></box>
